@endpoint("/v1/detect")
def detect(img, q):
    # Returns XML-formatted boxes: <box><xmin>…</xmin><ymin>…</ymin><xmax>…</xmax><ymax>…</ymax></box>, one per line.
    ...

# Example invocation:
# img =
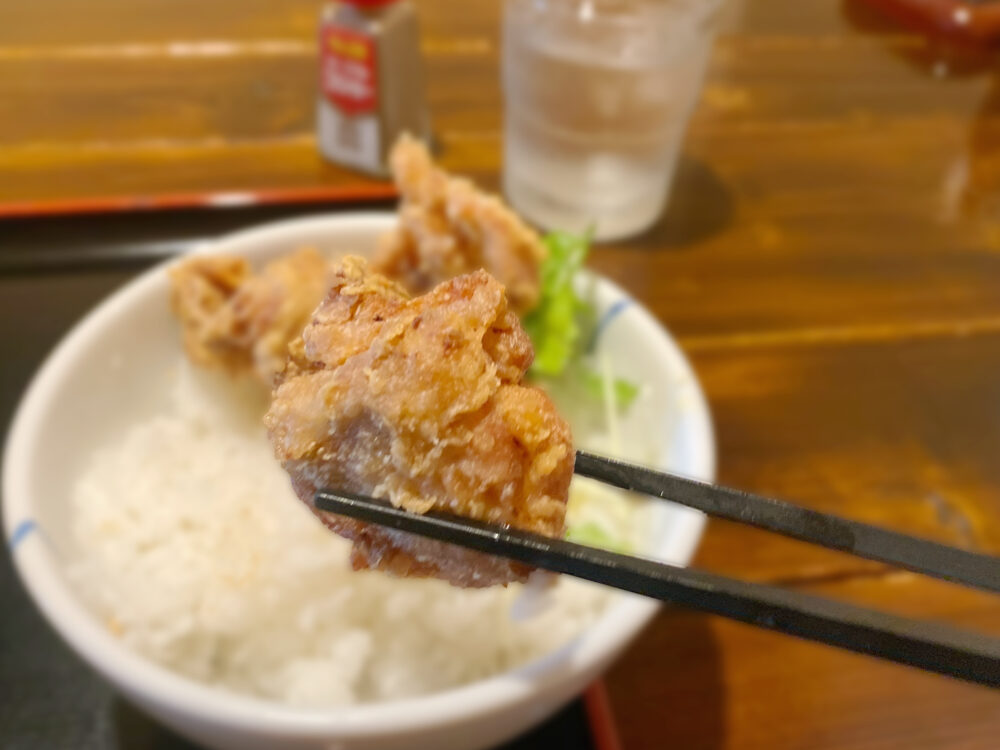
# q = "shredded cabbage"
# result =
<box><xmin>566</xmin><ymin>521</ymin><xmax>629</xmax><ymax>553</ymax></box>
<box><xmin>522</xmin><ymin>231</ymin><xmax>645</xmax><ymax>552</ymax></box>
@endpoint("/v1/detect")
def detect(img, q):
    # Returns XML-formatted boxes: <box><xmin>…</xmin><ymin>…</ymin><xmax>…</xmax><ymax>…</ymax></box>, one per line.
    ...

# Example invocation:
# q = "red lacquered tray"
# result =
<box><xmin>584</xmin><ymin>681</ymin><xmax>625</xmax><ymax>750</ymax></box>
<box><xmin>861</xmin><ymin>0</ymin><xmax>1000</xmax><ymax>44</ymax></box>
<box><xmin>0</xmin><ymin>183</ymin><xmax>398</xmax><ymax>220</ymax></box>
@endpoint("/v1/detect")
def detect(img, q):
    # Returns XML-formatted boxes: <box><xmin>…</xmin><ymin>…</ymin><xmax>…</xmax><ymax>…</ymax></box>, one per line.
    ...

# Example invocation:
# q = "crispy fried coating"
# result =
<box><xmin>372</xmin><ymin>134</ymin><xmax>546</xmax><ymax>314</ymax></box>
<box><xmin>169</xmin><ymin>248</ymin><xmax>334</xmax><ymax>385</ymax></box>
<box><xmin>265</xmin><ymin>257</ymin><xmax>573</xmax><ymax>587</ymax></box>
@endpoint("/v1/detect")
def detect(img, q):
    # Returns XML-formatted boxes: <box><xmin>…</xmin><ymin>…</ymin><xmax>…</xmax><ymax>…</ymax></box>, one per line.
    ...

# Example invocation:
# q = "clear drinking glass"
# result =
<box><xmin>502</xmin><ymin>0</ymin><xmax>724</xmax><ymax>241</ymax></box>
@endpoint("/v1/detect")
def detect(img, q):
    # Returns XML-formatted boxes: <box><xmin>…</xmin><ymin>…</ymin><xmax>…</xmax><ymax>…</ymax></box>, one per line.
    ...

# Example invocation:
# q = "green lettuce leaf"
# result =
<box><xmin>523</xmin><ymin>231</ymin><xmax>591</xmax><ymax>377</ymax></box>
<box><xmin>523</xmin><ymin>230</ymin><xmax>640</xmax><ymax>412</ymax></box>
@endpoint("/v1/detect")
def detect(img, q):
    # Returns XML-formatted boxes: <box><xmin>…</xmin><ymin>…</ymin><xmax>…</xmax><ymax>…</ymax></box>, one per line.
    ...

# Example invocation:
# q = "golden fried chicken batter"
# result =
<box><xmin>169</xmin><ymin>248</ymin><xmax>334</xmax><ymax>385</ymax></box>
<box><xmin>373</xmin><ymin>134</ymin><xmax>546</xmax><ymax>314</ymax></box>
<box><xmin>265</xmin><ymin>257</ymin><xmax>573</xmax><ymax>587</ymax></box>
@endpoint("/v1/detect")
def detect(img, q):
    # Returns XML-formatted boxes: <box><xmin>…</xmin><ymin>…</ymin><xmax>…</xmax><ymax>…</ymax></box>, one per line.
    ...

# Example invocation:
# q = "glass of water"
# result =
<box><xmin>502</xmin><ymin>0</ymin><xmax>724</xmax><ymax>241</ymax></box>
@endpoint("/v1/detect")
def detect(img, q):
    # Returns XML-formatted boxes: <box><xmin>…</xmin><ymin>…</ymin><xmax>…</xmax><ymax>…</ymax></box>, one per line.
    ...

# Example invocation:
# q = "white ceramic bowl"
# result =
<box><xmin>3</xmin><ymin>213</ymin><xmax>714</xmax><ymax>750</ymax></box>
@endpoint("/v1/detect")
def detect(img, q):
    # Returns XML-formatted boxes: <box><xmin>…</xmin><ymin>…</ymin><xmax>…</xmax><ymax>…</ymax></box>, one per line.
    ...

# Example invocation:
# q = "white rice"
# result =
<box><xmin>66</xmin><ymin>365</ymin><xmax>615</xmax><ymax>707</ymax></box>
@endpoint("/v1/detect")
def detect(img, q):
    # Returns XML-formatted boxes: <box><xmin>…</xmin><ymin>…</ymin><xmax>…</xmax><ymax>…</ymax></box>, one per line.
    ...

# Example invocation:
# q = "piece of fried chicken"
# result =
<box><xmin>265</xmin><ymin>257</ymin><xmax>573</xmax><ymax>587</ymax></box>
<box><xmin>373</xmin><ymin>134</ymin><xmax>545</xmax><ymax>314</ymax></box>
<box><xmin>169</xmin><ymin>248</ymin><xmax>335</xmax><ymax>385</ymax></box>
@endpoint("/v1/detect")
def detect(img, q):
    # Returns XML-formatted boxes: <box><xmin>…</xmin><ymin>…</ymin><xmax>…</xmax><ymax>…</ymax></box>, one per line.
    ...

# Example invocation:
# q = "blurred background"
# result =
<box><xmin>4</xmin><ymin>0</ymin><xmax>1000</xmax><ymax>748</ymax></box>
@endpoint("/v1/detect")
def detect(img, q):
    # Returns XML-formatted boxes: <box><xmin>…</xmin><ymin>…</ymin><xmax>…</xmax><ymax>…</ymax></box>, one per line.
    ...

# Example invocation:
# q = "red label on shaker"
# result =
<box><xmin>320</xmin><ymin>25</ymin><xmax>378</xmax><ymax>116</ymax></box>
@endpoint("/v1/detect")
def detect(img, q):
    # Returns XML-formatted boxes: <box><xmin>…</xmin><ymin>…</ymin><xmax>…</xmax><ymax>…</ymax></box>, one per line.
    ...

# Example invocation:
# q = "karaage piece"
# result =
<box><xmin>265</xmin><ymin>257</ymin><xmax>573</xmax><ymax>587</ymax></box>
<box><xmin>169</xmin><ymin>248</ymin><xmax>334</xmax><ymax>385</ymax></box>
<box><xmin>372</xmin><ymin>134</ymin><xmax>546</xmax><ymax>314</ymax></box>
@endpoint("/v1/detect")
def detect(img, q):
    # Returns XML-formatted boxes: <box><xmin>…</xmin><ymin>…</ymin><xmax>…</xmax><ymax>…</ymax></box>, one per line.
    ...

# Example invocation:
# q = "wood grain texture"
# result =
<box><xmin>691</xmin><ymin>331</ymin><xmax>1000</xmax><ymax>582</ymax></box>
<box><xmin>4</xmin><ymin>0</ymin><xmax>1000</xmax><ymax>748</ymax></box>
<box><xmin>0</xmin><ymin>0</ymin><xmax>318</xmax><ymax>46</ymax></box>
<box><xmin>605</xmin><ymin>573</ymin><xmax>1000</xmax><ymax>750</ymax></box>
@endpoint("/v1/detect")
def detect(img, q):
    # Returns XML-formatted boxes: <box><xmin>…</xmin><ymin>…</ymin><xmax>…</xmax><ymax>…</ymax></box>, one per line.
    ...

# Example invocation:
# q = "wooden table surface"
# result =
<box><xmin>5</xmin><ymin>0</ymin><xmax>1000</xmax><ymax>748</ymax></box>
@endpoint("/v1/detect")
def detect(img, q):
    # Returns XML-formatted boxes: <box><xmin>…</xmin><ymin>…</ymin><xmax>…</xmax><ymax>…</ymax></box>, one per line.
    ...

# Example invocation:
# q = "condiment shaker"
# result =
<box><xmin>317</xmin><ymin>0</ymin><xmax>431</xmax><ymax>176</ymax></box>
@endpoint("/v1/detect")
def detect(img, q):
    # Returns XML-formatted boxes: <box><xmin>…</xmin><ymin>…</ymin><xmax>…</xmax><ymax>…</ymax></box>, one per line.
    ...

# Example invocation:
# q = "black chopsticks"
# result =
<box><xmin>314</xmin><ymin>450</ymin><xmax>1000</xmax><ymax>688</ymax></box>
<box><xmin>574</xmin><ymin>452</ymin><xmax>1000</xmax><ymax>594</ymax></box>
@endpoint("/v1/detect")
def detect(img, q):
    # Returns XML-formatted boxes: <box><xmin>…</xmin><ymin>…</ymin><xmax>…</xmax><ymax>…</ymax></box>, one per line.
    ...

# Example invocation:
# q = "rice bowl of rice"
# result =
<box><xmin>3</xmin><ymin>213</ymin><xmax>714</xmax><ymax>750</ymax></box>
